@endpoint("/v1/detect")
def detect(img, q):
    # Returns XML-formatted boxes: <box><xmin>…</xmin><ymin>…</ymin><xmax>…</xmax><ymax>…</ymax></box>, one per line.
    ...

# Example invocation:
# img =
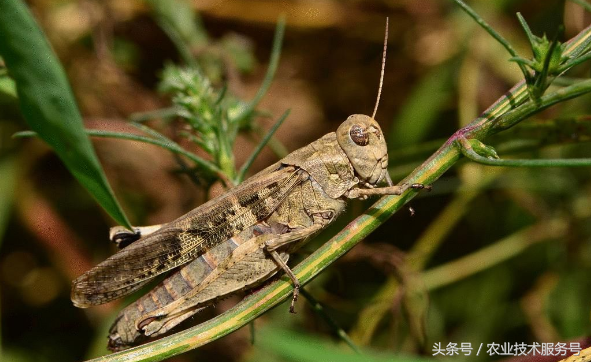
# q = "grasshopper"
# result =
<box><xmin>71</xmin><ymin>19</ymin><xmax>428</xmax><ymax>351</ymax></box>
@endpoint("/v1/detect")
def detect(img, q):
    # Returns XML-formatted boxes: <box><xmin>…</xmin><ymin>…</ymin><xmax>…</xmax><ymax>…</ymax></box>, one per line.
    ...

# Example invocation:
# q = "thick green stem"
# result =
<box><xmin>493</xmin><ymin>78</ymin><xmax>591</xmax><ymax>131</ymax></box>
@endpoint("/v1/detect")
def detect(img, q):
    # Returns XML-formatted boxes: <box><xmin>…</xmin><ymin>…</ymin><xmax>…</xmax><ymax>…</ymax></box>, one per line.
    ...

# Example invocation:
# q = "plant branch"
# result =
<box><xmin>459</xmin><ymin>137</ymin><xmax>591</xmax><ymax>167</ymax></box>
<box><xmin>420</xmin><ymin>218</ymin><xmax>567</xmax><ymax>290</ymax></box>
<box><xmin>237</xmin><ymin>109</ymin><xmax>290</xmax><ymax>183</ymax></box>
<box><xmin>249</xmin><ymin>123</ymin><xmax>289</xmax><ymax>158</ymax></box>
<box><xmin>451</xmin><ymin>0</ymin><xmax>531</xmax><ymax>82</ymax></box>
<box><xmin>493</xmin><ymin>78</ymin><xmax>591</xmax><ymax>131</ymax></box>
<box><xmin>233</xmin><ymin>16</ymin><xmax>285</xmax><ymax>124</ymax></box>
<box><xmin>14</xmin><ymin>129</ymin><xmax>222</xmax><ymax>175</ymax></box>
<box><xmin>299</xmin><ymin>288</ymin><xmax>361</xmax><ymax>354</ymax></box>
<box><xmin>558</xmin><ymin>50</ymin><xmax>591</xmax><ymax>72</ymax></box>
<box><xmin>129</xmin><ymin>106</ymin><xmax>181</xmax><ymax>123</ymax></box>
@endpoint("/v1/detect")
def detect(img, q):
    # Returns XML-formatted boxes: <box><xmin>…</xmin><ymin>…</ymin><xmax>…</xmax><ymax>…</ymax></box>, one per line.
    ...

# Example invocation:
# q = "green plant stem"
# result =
<box><xmin>172</xmin><ymin>154</ymin><xmax>204</xmax><ymax>187</ymax></box>
<box><xmin>159</xmin><ymin>19</ymin><xmax>197</xmax><ymax>68</ymax></box>
<box><xmin>493</xmin><ymin>78</ymin><xmax>591</xmax><ymax>131</ymax></box>
<box><xmin>237</xmin><ymin>109</ymin><xmax>290</xmax><ymax>183</ymax></box>
<box><xmin>129</xmin><ymin>106</ymin><xmax>181</xmax><ymax>123</ymax></box>
<box><xmin>350</xmin><ymin>17</ymin><xmax>591</xmax><ymax>349</ymax></box>
<box><xmin>249</xmin><ymin>123</ymin><xmax>289</xmax><ymax>158</ymax></box>
<box><xmin>552</xmin><ymin>76</ymin><xmax>588</xmax><ymax>86</ymax></box>
<box><xmin>459</xmin><ymin>137</ymin><xmax>591</xmax><ymax>167</ymax></box>
<box><xmin>420</xmin><ymin>218</ymin><xmax>567</xmax><ymax>290</ymax></box>
<box><xmin>495</xmin><ymin>117</ymin><xmax>591</xmax><ymax>150</ymax></box>
<box><xmin>147</xmin><ymin>0</ymin><xmax>206</xmax><ymax>68</ymax></box>
<box><xmin>83</xmin><ymin>22</ymin><xmax>591</xmax><ymax>362</ymax></box>
<box><xmin>299</xmin><ymin>288</ymin><xmax>360</xmax><ymax>354</ymax></box>
<box><xmin>559</xmin><ymin>50</ymin><xmax>591</xmax><ymax>73</ymax></box>
<box><xmin>532</xmin><ymin>24</ymin><xmax>562</xmax><ymax>97</ymax></box>
<box><xmin>349</xmin><ymin>171</ymin><xmax>497</xmax><ymax>345</ymax></box>
<box><xmin>15</xmin><ymin>129</ymin><xmax>222</xmax><ymax>175</ymax></box>
<box><xmin>129</xmin><ymin>121</ymin><xmax>230</xmax><ymax>183</ymax></box>
<box><xmin>233</xmin><ymin>16</ymin><xmax>285</xmax><ymax>124</ymax></box>
<box><xmin>451</xmin><ymin>0</ymin><xmax>531</xmax><ymax>81</ymax></box>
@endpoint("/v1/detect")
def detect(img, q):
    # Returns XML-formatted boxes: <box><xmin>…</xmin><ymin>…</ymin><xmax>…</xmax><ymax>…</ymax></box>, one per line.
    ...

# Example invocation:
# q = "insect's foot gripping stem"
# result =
<box><xmin>267</xmin><ymin>248</ymin><xmax>302</xmax><ymax>313</ymax></box>
<box><xmin>289</xmin><ymin>284</ymin><xmax>300</xmax><ymax>314</ymax></box>
<box><xmin>409</xmin><ymin>183</ymin><xmax>432</xmax><ymax>192</ymax></box>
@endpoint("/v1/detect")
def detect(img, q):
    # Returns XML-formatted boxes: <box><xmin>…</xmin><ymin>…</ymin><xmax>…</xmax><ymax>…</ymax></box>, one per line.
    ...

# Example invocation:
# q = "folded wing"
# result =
<box><xmin>71</xmin><ymin>166</ymin><xmax>304</xmax><ymax>307</ymax></box>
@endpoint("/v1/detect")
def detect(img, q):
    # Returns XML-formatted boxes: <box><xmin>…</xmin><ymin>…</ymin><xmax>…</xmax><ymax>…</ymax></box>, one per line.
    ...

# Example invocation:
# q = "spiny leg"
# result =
<box><xmin>267</xmin><ymin>249</ymin><xmax>300</xmax><ymax>313</ymax></box>
<box><xmin>264</xmin><ymin>216</ymin><xmax>331</xmax><ymax>313</ymax></box>
<box><xmin>135</xmin><ymin>220</ymin><xmax>328</xmax><ymax>330</ymax></box>
<box><xmin>386</xmin><ymin>174</ymin><xmax>423</xmax><ymax>216</ymax></box>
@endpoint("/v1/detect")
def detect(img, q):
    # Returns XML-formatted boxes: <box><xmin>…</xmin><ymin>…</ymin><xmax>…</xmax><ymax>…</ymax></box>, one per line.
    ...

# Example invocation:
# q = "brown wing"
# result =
<box><xmin>71</xmin><ymin>166</ymin><xmax>304</xmax><ymax>307</ymax></box>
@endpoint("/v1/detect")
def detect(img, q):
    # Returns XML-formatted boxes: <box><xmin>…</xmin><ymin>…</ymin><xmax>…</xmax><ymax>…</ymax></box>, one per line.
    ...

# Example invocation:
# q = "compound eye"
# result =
<box><xmin>350</xmin><ymin>124</ymin><xmax>369</xmax><ymax>146</ymax></box>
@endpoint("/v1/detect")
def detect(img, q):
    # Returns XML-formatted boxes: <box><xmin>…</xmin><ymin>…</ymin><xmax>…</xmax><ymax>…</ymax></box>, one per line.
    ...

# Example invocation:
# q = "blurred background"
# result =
<box><xmin>1</xmin><ymin>0</ymin><xmax>591</xmax><ymax>361</ymax></box>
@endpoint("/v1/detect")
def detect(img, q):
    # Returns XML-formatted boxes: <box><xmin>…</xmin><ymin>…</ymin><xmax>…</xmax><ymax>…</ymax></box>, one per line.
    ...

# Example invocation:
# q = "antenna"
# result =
<box><xmin>371</xmin><ymin>17</ymin><xmax>389</xmax><ymax>120</ymax></box>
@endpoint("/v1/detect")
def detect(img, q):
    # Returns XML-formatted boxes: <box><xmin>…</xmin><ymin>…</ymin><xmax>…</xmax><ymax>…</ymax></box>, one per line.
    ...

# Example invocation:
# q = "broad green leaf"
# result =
<box><xmin>0</xmin><ymin>0</ymin><xmax>131</xmax><ymax>228</ymax></box>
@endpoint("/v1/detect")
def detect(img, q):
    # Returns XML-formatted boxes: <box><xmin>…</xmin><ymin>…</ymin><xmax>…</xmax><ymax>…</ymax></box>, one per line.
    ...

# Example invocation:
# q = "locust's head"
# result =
<box><xmin>337</xmin><ymin>114</ymin><xmax>389</xmax><ymax>187</ymax></box>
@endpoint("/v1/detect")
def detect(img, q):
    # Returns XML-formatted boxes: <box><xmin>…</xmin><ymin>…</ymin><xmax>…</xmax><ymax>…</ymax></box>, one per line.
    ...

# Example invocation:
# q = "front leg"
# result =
<box><xmin>345</xmin><ymin>183</ymin><xmax>430</xmax><ymax>199</ymax></box>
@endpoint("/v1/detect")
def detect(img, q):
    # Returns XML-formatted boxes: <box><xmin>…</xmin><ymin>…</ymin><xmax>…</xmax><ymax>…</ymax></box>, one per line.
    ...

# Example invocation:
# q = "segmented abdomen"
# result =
<box><xmin>108</xmin><ymin>223</ymin><xmax>273</xmax><ymax>350</ymax></box>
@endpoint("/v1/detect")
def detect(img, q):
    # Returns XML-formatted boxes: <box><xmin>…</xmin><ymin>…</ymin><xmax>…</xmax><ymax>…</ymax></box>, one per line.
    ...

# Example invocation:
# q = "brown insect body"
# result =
<box><xmin>74</xmin><ymin>115</ymin><xmax>422</xmax><ymax>351</ymax></box>
<box><xmin>108</xmin><ymin>222</ymin><xmax>285</xmax><ymax>350</ymax></box>
<box><xmin>103</xmin><ymin>115</ymin><xmax>385</xmax><ymax>349</ymax></box>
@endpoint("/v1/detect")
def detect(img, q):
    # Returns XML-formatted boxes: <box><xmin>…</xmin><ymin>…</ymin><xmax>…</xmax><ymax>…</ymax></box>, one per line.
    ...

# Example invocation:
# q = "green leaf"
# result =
<box><xmin>516</xmin><ymin>13</ymin><xmax>567</xmax><ymax>75</ymax></box>
<box><xmin>0</xmin><ymin>0</ymin><xmax>131</xmax><ymax>229</ymax></box>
